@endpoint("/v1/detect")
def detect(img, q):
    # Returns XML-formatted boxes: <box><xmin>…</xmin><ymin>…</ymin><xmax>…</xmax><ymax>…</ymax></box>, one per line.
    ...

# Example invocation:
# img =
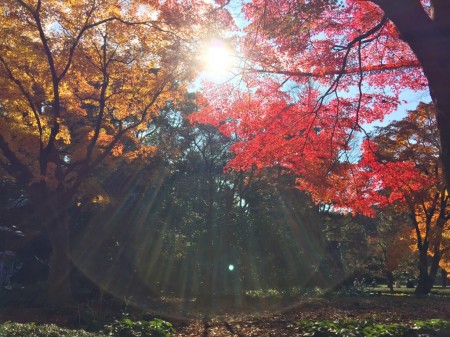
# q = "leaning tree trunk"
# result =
<box><xmin>372</xmin><ymin>0</ymin><xmax>450</xmax><ymax>189</ymax></box>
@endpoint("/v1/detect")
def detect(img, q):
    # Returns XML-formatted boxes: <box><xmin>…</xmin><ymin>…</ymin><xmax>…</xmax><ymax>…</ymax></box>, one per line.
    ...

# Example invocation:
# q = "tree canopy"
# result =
<box><xmin>192</xmin><ymin>0</ymin><xmax>450</xmax><ymax>198</ymax></box>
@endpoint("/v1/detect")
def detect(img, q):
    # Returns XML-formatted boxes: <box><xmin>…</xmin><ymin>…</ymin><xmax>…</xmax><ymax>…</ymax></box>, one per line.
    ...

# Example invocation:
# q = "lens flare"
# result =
<box><xmin>201</xmin><ymin>38</ymin><xmax>236</xmax><ymax>80</ymax></box>
<box><xmin>69</xmin><ymin>173</ymin><xmax>347</xmax><ymax>320</ymax></box>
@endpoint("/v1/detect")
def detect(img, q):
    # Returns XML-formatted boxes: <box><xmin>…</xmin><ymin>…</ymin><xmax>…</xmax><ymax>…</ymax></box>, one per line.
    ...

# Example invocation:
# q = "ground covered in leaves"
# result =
<box><xmin>171</xmin><ymin>296</ymin><xmax>450</xmax><ymax>337</ymax></box>
<box><xmin>173</xmin><ymin>295</ymin><xmax>450</xmax><ymax>336</ymax></box>
<box><xmin>2</xmin><ymin>293</ymin><xmax>450</xmax><ymax>336</ymax></box>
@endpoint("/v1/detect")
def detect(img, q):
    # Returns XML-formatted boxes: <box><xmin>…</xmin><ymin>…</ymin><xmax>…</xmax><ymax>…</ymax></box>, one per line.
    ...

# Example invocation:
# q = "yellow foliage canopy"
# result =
<box><xmin>0</xmin><ymin>0</ymin><xmax>227</xmax><ymax>195</ymax></box>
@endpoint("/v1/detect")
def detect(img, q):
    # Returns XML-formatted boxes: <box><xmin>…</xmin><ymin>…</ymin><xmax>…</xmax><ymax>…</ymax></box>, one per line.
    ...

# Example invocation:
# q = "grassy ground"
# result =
<box><xmin>370</xmin><ymin>284</ymin><xmax>450</xmax><ymax>295</ymax></box>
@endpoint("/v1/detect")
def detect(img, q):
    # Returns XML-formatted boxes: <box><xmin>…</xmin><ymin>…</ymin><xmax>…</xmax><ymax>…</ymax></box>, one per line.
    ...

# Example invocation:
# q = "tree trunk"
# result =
<box><xmin>326</xmin><ymin>241</ymin><xmax>345</xmax><ymax>282</ymax></box>
<box><xmin>385</xmin><ymin>270</ymin><xmax>394</xmax><ymax>293</ymax></box>
<box><xmin>372</xmin><ymin>0</ymin><xmax>450</xmax><ymax>188</ymax></box>
<box><xmin>414</xmin><ymin>249</ymin><xmax>438</xmax><ymax>295</ymax></box>
<box><xmin>45</xmin><ymin>207</ymin><xmax>73</xmax><ymax>306</ymax></box>
<box><xmin>415</xmin><ymin>272</ymin><xmax>433</xmax><ymax>295</ymax></box>
<box><xmin>34</xmin><ymin>187</ymin><xmax>74</xmax><ymax>307</ymax></box>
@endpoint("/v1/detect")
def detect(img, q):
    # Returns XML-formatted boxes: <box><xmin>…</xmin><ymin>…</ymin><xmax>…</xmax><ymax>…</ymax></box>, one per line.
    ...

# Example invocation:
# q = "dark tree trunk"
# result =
<box><xmin>325</xmin><ymin>241</ymin><xmax>345</xmax><ymax>282</ymax></box>
<box><xmin>372</xmin><ymin>0</ymin><xmax>450</xmax><ymax>188</ymax></box>
<box><xmin>415</xmin><ymin>272</ymin><xmax>433</xmax><ymax>295</ymax></box>
<box><xmin>47</xmin><ymin>211</ymin><xmax>73</xmax><ymax>306</ymax></box>
<box><xmin>385</xmin><ymin>270</ymin><xmax>394</xmax><ymax>293</ymax></box>
<box><xmin>45</xmin><ymin>205</ymin><xmax>73</xmax><ymax>306</ymax></box>
<box><xmin>33</xmin><ymin>187</ymin><xmax>74</xmax><ymax>307</ymax></box>
<box><xmin>414</xmin><ymin>249</ymin><xmax>441</xmax><ymax>295</ymax></box>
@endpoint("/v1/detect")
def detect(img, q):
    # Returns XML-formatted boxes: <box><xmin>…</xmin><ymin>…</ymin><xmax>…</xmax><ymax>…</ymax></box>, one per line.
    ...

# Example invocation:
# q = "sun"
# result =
<box><xmin>201</xmin><ymin>38</ymin><xmax>236</xmax><ymax>80</ymax></box>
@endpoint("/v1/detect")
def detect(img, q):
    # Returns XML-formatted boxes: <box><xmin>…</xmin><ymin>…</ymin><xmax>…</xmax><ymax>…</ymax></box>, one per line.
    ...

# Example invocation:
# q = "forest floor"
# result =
<box><xmin>2</xmin><ymin>289</ymin><xmax>450</xmax><ymax>336</ymax></box>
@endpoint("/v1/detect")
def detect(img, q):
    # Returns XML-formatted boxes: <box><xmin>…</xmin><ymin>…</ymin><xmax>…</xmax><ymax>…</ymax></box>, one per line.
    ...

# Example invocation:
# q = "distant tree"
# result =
<box><xmin>367</xmin><ymin>212</ymin><xmax>415</xmax><ymax>292</ymax></box>
<box><xmin>366</xmin><ymin>103</ymin><xmax>449</xmax><ymax>294</ymax></box>
<box><xmin>319</xmin><ymin>213</ymin><xmax>374</xmax><ymax>286</ymax></box>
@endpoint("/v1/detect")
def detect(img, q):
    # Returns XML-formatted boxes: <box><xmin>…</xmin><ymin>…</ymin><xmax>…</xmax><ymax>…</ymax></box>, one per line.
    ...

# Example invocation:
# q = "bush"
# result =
<box><xmin>103</xmin><ymin>316</ymin><xmax>175</xmax><ymax>337</ymax></box>
<box><xmin>0</xmin><ymin>322</ymin><xmax>107</xmax><ymax>337</ymax></box>
<box><xmin>0</xmin><ymin>317</ymin><xmax>176</xmax><ymax>337</ymax></box>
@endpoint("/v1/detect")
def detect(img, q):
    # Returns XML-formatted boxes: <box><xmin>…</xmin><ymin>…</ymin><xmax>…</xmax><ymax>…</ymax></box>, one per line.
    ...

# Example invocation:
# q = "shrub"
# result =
<box><xmin>0</xmin><ymin>317</ymin><xmax>176</xmax><ymax>337</ymax></box>
<box><xmin>103</xmin><ymin>316</ymin><xmax>175</xmax><ymax>337</ymax></box>
<box><xmin>0</xmin><ymin>322</ymin><xmax>106</xmax><ymax>337</ymax></box>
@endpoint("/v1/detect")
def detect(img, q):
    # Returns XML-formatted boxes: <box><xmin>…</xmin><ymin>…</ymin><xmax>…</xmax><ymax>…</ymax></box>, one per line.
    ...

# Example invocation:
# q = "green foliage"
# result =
<box><xmin>245</xmin><ymin>287</ymin><xmax>325</xmax><ymax>299</ymax></box>
<box><xmin>0</xmin><ymin>322</ymin><xmax>106</xmax><ymax>337</ymax></box>
<box><xmin>334</xmin><ymin>287</ymin><xmax>371</xmax><ymax>297</ymax></box>
<box><xmin>412</xmin><ymin>319</ymin><xmax>450</xmax><ymax>335</ymax></box>
<box><xmin>103</xmin><ymin>316</ymin><xmax>175</xmax><ymax>337</ymax></box>
<box><xmin>0</xmin><ymin>318</ymin><xmax>176</xmax><ymax>337</ymax></box>
<box><xmin>296</xmin><ymin>319</ymin><xmax>450</xmax><ymax>337</ymax></box>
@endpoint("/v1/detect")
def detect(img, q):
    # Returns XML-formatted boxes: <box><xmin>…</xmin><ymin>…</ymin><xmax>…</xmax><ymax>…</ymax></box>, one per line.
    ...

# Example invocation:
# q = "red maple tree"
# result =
<box><xmin>192</xmin><ymin>0</ymin><xmax>450</xmax><ymax>203</ymax></box>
